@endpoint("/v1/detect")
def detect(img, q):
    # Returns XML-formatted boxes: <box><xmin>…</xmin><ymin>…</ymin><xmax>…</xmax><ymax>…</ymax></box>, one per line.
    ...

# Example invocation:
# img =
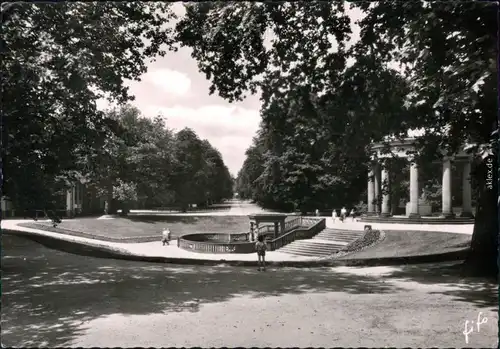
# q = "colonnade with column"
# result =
<box><xmin>367</xmin><ymin>156</ymin><xmax>473</xmax><ymax>218</ymax></box>
<box><xmin>66</xmin><ymin>182</ymin><xmax>85</xmax><ymax>217</ymax></box>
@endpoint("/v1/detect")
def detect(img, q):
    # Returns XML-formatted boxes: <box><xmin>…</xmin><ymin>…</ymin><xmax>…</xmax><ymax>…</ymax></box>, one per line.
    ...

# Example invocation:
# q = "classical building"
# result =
<box><xmin>1</xmin><ymin>180</ymin><xmax>105</xmax><ymax>218</ymax></box>
<box><xmin>366</xmin><ymin>130</ymin><xmax>474</xmax><ymax>219</ymax></box>
<box><xmin>65</xmin><ymin>180</ymin><xmax>106</xmax><ymax>217</ymax></box>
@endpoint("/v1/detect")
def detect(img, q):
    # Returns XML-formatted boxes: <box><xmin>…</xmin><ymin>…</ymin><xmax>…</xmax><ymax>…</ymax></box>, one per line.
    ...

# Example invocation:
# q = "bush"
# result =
<box><xmin>354</xmin><ymin>201</ymin><xmax>368</xmax><ymax>214</ymax></box>
<box><xmin>342</xmin><ymin>229</ymin><xmax>382</xmax><ymax>253</ymax></box>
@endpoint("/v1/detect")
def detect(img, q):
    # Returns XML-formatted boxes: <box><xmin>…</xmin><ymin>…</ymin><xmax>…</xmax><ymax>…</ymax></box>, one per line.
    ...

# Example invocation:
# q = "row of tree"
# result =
<box><xmin>234</xmin><ymin>61</ymin><xmax>411</xmax><ymax>213</ymax></box>
<box><xmin>176</xmin><ymin>1</ymin><xmax>498</xmax><ymax>275</ymax></box>
<box><xmin>2</xmin><ymin>3</ymin><xmax>233</xmax><ymax>215</ymax></box>
<box><xmin>85</xmin><ymin>105</ymin><xmax>234</xmax><ymax>213</ymax></box>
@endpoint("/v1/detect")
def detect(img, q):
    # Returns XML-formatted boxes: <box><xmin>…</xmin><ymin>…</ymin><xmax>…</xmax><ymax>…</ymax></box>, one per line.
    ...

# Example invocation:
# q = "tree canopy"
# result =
<box><xmin>72</xmin><ymin>105</ymin><xmax>234</xmax><ymax>213</ymax></box>
<box><xmin>2</xmin><ymin>2</ymin><xmax>177</xmax><ymax>210</ymax></box>
<box><xmin>178</xmin><ymin>1</ymin><xmax>498</xmax><ymax>276</ymax></box>
<box><xmin>2</xmin><ymin>2</ymin><xmax>233</xmax><ymax>214</ymax></box>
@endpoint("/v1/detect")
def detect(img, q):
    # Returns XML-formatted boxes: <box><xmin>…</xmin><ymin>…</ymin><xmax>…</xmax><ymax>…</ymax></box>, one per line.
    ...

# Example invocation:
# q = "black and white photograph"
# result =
<box><xmin>1</xmin><ymin>1</ymin><xmax>498</xmax><ymax>347</ymax></box>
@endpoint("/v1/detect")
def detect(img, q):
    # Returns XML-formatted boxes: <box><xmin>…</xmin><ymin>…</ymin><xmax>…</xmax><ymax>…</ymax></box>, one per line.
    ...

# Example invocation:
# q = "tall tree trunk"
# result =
<box><xmin>463</xmin><ymin>157</ymin><xmax>498</xmax><ymax>278</ymax></box>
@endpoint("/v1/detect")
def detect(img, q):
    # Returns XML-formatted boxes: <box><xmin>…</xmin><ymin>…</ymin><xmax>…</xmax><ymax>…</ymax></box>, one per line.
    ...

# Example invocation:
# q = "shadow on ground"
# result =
<box><xmin>384</xmin><ymin>262</ymin><xmax>498</xmax><ymax>310</ymax></box>
<box><xmin>2</xmin><ymin>235</ymin><xmax>497</xmax><ymax>348</ymax></box>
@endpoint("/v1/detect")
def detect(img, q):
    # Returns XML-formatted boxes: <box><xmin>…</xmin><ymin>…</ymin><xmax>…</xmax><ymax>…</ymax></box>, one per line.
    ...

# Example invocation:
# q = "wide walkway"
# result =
<box><xmin>1</xmin><ymin>219</ymin><xmax>320</xmax><ymax>262</ymax></box>
<box><xmin>2</xmin><ymin>235</ymin><xmax>497</xmax><ymax>348</ymax></box>
<box><xmin>326</xmin><ymin>218</ymin><xmax>474</xmax><ymax>235</ymax></box>
<box><xmin>129</xmin><ymin>199</ymin><xmax>276</xmax><ymax>216</ymax></box>
<box><xmin>128</xmin><ymin>201</ymin><xmax>474</xmax><ymax>235</ymax></box>
<box><xmin>1</xmin><ymin>214</ymin><xmax>472</xmax><ymax>264</ymax></box>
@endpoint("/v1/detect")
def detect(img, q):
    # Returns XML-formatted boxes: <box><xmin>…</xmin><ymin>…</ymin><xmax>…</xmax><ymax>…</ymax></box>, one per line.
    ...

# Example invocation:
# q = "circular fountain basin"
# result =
<box><xmin>178</xmin><ymin>232</ymin><xmax>255</xmax><ymax>254</ymax></box>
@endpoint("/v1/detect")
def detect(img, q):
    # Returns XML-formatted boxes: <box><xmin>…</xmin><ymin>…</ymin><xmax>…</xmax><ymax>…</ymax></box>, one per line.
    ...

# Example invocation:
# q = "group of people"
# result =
<box><xmin>314</xmin><ymin>207</ymin><xmax>357</xmax><ymax>222</ymax></box>
<box><xmin>332</xmin><ymin>207</ymin><xmax>356</xmax><ymax>223</ymax></box>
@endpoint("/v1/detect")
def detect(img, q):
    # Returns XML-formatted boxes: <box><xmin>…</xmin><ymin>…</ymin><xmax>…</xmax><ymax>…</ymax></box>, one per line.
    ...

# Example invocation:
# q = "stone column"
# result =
<box><xmin>79</xmin><ymin>183</ymin><xmax>84</xmax><ymax>212</ymax></box>
<box><xmin>80</xmin><ymin>184</ymin><xmax>85</xmax><ymax>213</ymax></box>
<box><xmin>374</xmin><ymin>164</ymin><xmax>381</xmax><ymax>214</ymax></box>
<box><xmin>380</xmin><ymin>166</ymin><xmax>391</xmax><ymax>217</ymax></box>
<box><xmin>280</xmin><ymin>220</ymin><xmax>285</xmax><ymax>235</ymax></box>
<box><xmin>66</xmin><ymin>190</ymin><xmax>71</xmax><ymax>217</ymax></box>
<box><xmin>408</xmin><ymin>161</ymin><xmax>420</xmax><ymax>218</ymax></box>
<box><xmin>367</xmin><ymin>169</ymin><xmax>375</xmax><ymax>215</ymax></box>
<box><xmin>274</xmin><ymin>222</ymin><xmax>279</xmax><ymax>238</ymax></box>
<box><xmin>460</xmin><ymin>160</ymin><xmax>474</xmax><ymax>218</ymax></box>
<box><xmin>66</xmin><ymin>186</ymin><xmax>74</xmax><ymax>218</ymax></box>
<box><xmin>441</xmin><ymin>157</ymin><xmax>454</xmax><ymax>218</ymax></box>
<box><xmin>1</xmin><ymin>197</ymin><xmax>9</xmax><ymax>218</ymax></box>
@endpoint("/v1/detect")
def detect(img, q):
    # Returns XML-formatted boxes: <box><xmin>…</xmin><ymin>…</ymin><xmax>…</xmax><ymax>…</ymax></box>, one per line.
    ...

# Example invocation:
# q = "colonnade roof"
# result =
<box><xmin>369</xmin><ymin>126</ymin><xmax>475</xmax><ymax>160</ymax></box>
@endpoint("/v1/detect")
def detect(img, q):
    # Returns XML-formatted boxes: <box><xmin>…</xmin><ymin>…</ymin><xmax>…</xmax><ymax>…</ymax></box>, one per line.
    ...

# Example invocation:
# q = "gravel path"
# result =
<box><xmin>2</xmin><ymin>235</ymin><xmax>497</xmax><ymax>348</ymax></box>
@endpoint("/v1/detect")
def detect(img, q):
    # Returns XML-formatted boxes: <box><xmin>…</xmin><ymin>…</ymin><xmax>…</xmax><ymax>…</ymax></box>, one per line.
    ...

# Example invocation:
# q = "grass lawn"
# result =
<box><xmin>337</xmin><ymin>230</ymin><xmax>471</xmax><ymax>260</ymax></box>
<box><xmin>19</xmin><ymin>215</ymin><xmax>252</xmax><ymax>240</ymax></box>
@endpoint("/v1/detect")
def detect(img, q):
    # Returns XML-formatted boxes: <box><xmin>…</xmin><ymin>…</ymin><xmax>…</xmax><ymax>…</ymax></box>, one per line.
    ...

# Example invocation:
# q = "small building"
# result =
<box><xmin>1</xmin><ymin>179</ymin><xmax>105</xmax><ymax>218</ymax></box>
<box><xmin>65</xmin><ymin>180</ymin><xmax>105</xmax><ymax>218</ymax></box>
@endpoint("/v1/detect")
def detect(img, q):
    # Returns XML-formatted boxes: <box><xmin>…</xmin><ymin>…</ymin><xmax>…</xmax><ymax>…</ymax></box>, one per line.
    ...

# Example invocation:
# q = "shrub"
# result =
<box><xmin>342</xmin><ymin>229</ymin><xmax>382</xmax><ymax>253</ymax></box>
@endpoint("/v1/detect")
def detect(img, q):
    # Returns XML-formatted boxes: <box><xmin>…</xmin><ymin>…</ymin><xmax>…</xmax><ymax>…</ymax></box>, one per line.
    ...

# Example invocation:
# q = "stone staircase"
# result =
<box><xmin>278</xmin><ymin>228</ymin><xmax>365</xmax><ymax>257</ymax></box>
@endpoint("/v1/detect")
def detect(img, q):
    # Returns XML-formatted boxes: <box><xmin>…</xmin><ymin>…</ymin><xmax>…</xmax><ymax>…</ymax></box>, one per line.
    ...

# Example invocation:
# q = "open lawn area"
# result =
<box><xmin>337</xmin><ymin>230</ymin><xmax>471</xmax><ymax>260</ymax></box>
<box><xmin>19</xmin><ymin>215</ymin><xmax>252</xmax><ymax>241</ymax></box>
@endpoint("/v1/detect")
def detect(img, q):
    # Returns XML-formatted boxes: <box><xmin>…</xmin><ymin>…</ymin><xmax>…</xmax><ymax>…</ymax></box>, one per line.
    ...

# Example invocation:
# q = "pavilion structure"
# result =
<box><xmin>248</xmin><ymin>213</ymin><xmax>287</xmax><ymax>241</ymax></box>
<box><xmin>365</xmin><ymin>131</ymin><xmax>474</xmax><ymax>221</ymax></box>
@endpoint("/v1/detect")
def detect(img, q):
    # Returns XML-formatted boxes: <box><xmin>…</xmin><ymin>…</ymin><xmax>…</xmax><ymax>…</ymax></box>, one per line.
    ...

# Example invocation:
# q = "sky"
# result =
<box><xmin>99</xmin><ymin>4</ymin><xmax>365</xmax><ymax>177</ymax></box>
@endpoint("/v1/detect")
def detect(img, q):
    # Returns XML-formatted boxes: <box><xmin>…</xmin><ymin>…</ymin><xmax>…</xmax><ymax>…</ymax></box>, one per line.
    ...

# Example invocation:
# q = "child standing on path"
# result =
<box><xmin>161</xmin><ymin>228</ymin><xmax>171</xmax><ymax>246</ymax></box>
<box><xmin>255</xmin><ymin>234</ymin><xmax>267</xmax><ymax>271</ymax></box>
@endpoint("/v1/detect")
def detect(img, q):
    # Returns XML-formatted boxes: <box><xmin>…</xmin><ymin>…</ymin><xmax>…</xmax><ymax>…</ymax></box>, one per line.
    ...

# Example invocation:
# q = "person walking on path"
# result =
<box><xmin>161</xmin><ymin>228</ymin><xmax>171</xmax><ymax>246</ymax></box>
<box><xmin>255</xmin><ymin>234</ymin><xmax>267</xmax><ymax>271</ymax></box>
<box><xmin>332</xmin><ymin>209</ymin><xmax>337</xmax><ymax>223</ymax></box>
<box><xmin>350</xmin><ymin>208</ymin><xmax>356</xmax><ymax>221</ymax></box>
<box><xmin>340</xmin><ymin>207</ymin><xmax>347</xmax><ymax>222</ymax></box>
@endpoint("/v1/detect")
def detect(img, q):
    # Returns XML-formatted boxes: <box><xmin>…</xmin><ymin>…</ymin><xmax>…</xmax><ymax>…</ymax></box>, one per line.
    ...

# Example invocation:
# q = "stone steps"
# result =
<box><xmin>277</xmin><ymin>249</ymin><xmax>334</xmax><ymax>257</ymax></box>
<box><xmin>320</xmin><ymin>228</ymin><xmax>364</xmax><ymax>235</ymax></box>
<box><xmin>315</xmin><ymin>229</ymin><xmax>364</xmax><ymax>243</ymax></box>
<box><xmin>313</xmin><ymin>236</ymin><xmax>353</xmax><ymax>243</ymax></box>
<box><xmin>290</xmin><ymin>241</ymin><xmax>346</xmax><ymax>250</ymax></box>
<box><xmin>279</xmin><ymin>242</ymin><xmax>341</xmax><ymax>256</ymax></box>
<box><xmin>277</xmin><ymin>228</ymin><xmax>365</xmax><ymax>257</ymax></box>
<box><xmin>310</xmin><ymin>238</ymin><xmax>349</xmax><ymax>245</ymax></box>
<box><xmin>315</xmin><ymin>232</ymin><xmax>363</xmax><ymax>239</ymax></box>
